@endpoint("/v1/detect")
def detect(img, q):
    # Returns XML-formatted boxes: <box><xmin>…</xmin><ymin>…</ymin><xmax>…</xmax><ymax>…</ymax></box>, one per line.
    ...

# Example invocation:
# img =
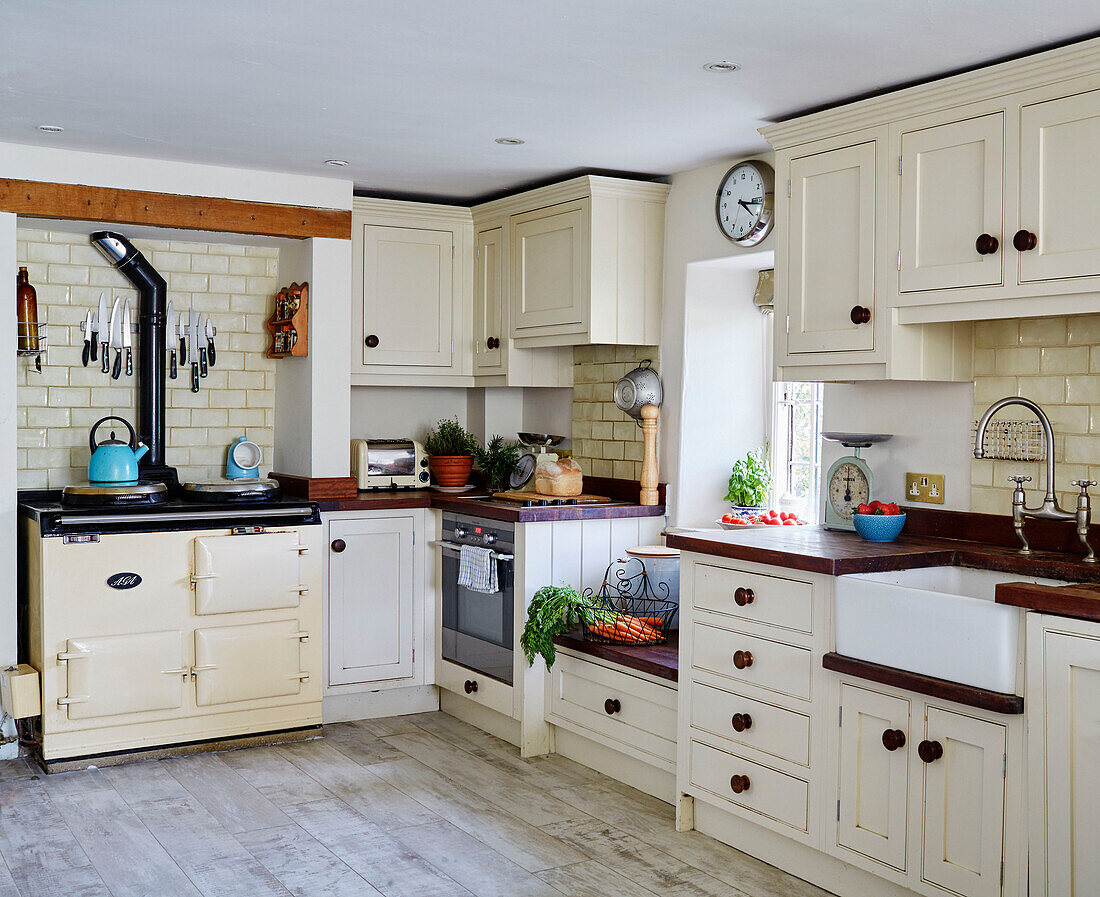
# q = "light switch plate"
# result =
<box><xmin>906</xmin><ymin>472</ymin><xmax>945</xmax><ymax>505</ymax></box>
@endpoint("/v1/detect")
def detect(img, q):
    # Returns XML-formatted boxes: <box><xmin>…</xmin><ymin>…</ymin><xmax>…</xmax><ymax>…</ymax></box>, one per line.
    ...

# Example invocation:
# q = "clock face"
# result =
<box><xmin>716</xmin><ymin>161</ymin><xmax>774</xmax><ymax>245</ymax></box>
<box><xmin>828</xmin><ymin>462</ymin><xmax>871</xmax><ymax>520</ymax></box>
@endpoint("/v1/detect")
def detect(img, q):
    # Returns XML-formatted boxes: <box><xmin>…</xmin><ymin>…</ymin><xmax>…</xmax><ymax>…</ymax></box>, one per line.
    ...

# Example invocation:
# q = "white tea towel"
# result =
<box><xmin>458</xmin><ymin>544</ymin><xmax>499</xmax><ymax>594</ymax></box>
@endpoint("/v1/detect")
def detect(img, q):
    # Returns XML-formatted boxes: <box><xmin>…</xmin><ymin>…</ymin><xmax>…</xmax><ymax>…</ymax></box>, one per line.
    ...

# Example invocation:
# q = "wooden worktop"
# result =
<box><xmin>553</xmin><ymin>629</ymin><xmax>678</xmax><ymax>683</ymax></box>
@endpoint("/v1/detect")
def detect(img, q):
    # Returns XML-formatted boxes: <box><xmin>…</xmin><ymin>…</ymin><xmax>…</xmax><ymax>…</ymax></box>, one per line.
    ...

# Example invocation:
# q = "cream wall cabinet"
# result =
<box><xmin>511</xmin><ymin>199</ymin><xmax>589</xmax><ymax>337</ymax></box>
<box><xmin>473</xmin><ymin>225</ymin><xmax>505</xmax><ymax>376</ymax></box>
<box><xmin>351</xmin><ymin>199</ymin><xmax>473</xmax><ymax>386</ymax></box>
<box><xmin>1026</xmin><ymin>612</ymin><xmax>1100</xmax><ymax>897</ymax></box>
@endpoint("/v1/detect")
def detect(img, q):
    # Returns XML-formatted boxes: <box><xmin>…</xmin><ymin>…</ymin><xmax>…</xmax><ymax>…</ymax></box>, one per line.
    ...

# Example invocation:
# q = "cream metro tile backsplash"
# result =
<box><xmin>16</xmin><ymin>228</ymin><xmax>278</xmax><ymax>489</ymax></box>
<box><xmin>971</xmin><ymin>314</ymin><xmax>1100</xmax><ymax>514</ymax></box>
<box><xmin>572</xmin><ymin>345</ymin><xmax>658</xmax><ymax>481</ymax></box>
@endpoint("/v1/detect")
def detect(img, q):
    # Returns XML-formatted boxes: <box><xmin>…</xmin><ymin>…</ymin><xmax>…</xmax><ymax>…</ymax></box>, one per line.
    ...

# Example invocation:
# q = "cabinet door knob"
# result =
<box><xmin>487</xmin><ymin>337</ymin><xmax>500</xmax><ymax>350</ymax></box>
<box><xmin>731</xmin><ymin>712</ymin><xmax>753</xmax><ymax>732</ymax></box>
<box><xmin>604</xmin><ymin>698</ymin><xmax>621</xmax><ymax>715</ymax></box>
<box><xmin>330</xmin><ymin>539</ymin><xmax>346</xmax><ymax>553</ymax></box>
<box><xmin>1013</xmin><ymin>230</ymin><xmax>1038</xmax><ymax>252</ymax></box>
<box><xmin>849</xmin><ymin>305</ymin><xmax>872</xmax><ymax>325</ymax></box>
<box><xmin>733</xmin><ymin>650</ymin><xmax>754</xmax><ymax>670</ymax></box>
<box><xmin>975</xmin><ymin>233</ymin><xmax>999</xmax><ymax>255</ymax></box>
<box><xmin>734</xmin><ymin>587</ymin><xmax>755</xmax><ymax>606</ymax></box>
<box><xmin>365</xmin><ymin>334</ymin><xmax>380</xmax><ymax>348</ymax></box>
<box><xmin>464</xmin><ymin>679</ymin><xmax>478</xmax><ymax>694</ymax></box>
<box><xmin>730</xmin><ymin>774</ymin><xmax>751</xmax><ymax>794</ymax></box>
<box><xmin>881</xmin><ymin>728</ymin><xmax>906</xmax><ymax>751</ymax></box>
<box><xmin>918</xmin><ymin>739</ymin><xmax>943</xmax><ymax>763</ymax></box>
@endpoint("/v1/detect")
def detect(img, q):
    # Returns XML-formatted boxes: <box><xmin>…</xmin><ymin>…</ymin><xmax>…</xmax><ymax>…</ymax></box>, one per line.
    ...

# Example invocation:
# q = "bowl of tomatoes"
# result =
<box><xmin>852</xmin><ymin>501</ymin><xmax>906</xmax><ymax>542</ymax></box>
<box><xmin>718</xmin><ymin>509</ymin><xmax>805</xmax><ymax>529</ymax></box>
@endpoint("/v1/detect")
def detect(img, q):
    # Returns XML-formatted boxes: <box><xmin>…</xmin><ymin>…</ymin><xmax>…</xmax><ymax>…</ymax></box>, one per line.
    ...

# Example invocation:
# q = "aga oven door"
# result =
<box><xmin>193</xmin><ymin>532</ymin><xmax>306</xmax><ymax>614</ymax></box>
<box><xmin>193</xmin><ymin>619</ymin><xmax>310</xmax><ymax>706</ymax></box>
<box><xmin>441</xmin><ymin>546</ymin><xmax>514</xmax><ymax>685</ymax></box>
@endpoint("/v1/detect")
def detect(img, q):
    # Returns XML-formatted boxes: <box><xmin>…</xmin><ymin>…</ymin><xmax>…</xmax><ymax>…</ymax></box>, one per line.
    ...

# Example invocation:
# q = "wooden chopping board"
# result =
<box><xmin>492</xmin><ymin>490</ymin><xmax>612</xmax><ymax>504</ymax></box>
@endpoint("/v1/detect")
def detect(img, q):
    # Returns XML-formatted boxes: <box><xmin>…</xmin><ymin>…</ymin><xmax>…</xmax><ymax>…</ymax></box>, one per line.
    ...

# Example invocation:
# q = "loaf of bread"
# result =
<box><xmin>535</xmin><ymin>457</ymin><xmax>583</xmax><ymax>496</ymax></box>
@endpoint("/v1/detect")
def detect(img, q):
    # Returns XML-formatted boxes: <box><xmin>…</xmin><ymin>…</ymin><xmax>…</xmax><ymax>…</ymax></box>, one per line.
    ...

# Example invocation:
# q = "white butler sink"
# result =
<box><xmin>835</xmin><ymin>566</ymin><xmax>1068</xmax><ymax>694</ymax></box>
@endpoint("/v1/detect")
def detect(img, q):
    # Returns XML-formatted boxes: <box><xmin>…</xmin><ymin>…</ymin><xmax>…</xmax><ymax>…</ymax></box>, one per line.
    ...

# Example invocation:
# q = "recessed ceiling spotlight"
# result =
<box><xmin>37</xmin><ymin>124</ymin><xmax>65</xmax><ymax>133</ymax></box>
<box><xmin>324</xmin><ymin>159</ymin><xmax>349</xmax><ymax>167</ymax></box>
<box><xmin>703</xmin><ymin>61</ymin><xmax>741</xmax><ymax>73</ymax></box>
<box><xmin>494</xmin><ymin>137</ymin><xmax>525</xmax><ymax>145</ymax></box>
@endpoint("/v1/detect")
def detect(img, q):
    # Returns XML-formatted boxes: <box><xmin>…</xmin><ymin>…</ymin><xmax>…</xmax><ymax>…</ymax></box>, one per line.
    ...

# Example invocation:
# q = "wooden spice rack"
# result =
<box><xmin>266</xmin><ymin>281</ymin><xmax>308</xmax><ymax>358</ymax></box>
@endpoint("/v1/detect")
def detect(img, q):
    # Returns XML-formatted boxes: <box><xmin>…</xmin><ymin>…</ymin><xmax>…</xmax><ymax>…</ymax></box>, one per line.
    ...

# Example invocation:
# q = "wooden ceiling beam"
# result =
<box><xmin>0</xmin><ymin>178</ymin><xmax>351</xmax><ymax>240</ymax></box>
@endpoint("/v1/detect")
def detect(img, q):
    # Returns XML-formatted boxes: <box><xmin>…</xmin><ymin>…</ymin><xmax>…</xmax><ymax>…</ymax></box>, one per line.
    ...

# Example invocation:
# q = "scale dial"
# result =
<box><xmin>828</xmin><ymin>461</ymin><xmax>871</xmax><ymax>522</ymax></box>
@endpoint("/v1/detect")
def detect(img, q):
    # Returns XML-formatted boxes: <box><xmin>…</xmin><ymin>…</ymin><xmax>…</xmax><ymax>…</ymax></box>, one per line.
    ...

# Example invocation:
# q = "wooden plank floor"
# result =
<box><xmin>0</xmin><ymin>713</ymin><xmax>835</xmax><ymax>897</ymax></box>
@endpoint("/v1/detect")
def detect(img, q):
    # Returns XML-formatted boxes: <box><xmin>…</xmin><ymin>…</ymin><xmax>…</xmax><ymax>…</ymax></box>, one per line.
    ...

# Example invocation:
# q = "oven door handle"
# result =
<box><xmin>431</xmin><ymin>539</ymin><xmax>514</xmax><ymax>562</ymax></box>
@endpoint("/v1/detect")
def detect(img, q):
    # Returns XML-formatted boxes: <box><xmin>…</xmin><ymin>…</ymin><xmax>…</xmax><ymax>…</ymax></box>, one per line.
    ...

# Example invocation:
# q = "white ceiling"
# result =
<box><xmin>3</xmin><ymin>1</ymin><xmax>1099</xmax><ymax>201</ymax></box>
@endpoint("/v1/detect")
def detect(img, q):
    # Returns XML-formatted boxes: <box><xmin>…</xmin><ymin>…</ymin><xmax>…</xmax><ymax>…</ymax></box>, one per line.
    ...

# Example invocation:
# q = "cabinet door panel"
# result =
<box><xmin>1042</xmin><ymin>629</ymin><xmax>1100</xmax><ymax>896</ymax></box>
<box><xmin>361</xmin><ymin>224</ymin><xmax>453</xmax><ymax>366</ymax></box>
<box><xmin>921</xmin><ymin>706</ymin><xmax>1006</xmax><ymax>897</ymax></box>
<box><xmin>1020</xmin><ymin>89</ymin><xmax>1100</xmax><ymax>283</ymax></box>
<box><xmin>62</xmin><ymin>631</ymin><xmax>185</xmax><ymax>719</ymax></box>
<box><xmin>837</xmin><ymin>683</ymin><xmax>911</xmax><ymax>872</ymax></box>
<box><xmin>511</xmin><ymin>200</ymin><xmax>588</xmax><ymax>332</ymax></box>
<box><xmin>900</xmin><ymin>113</ymin><xmax>1004</xmax><ymax>292</ymax></box>
<box><xmin>474</xmin><ymin>226</ymin><xmax>504</xmax><ymax>374</ymax></box>
<box><xmin>787</xmin><ymin>142</ymin><xmax>876</xmax><ymax>354</ymax></box>
<box><xmin>194</xmin><ymin>620</ymin><xmax>306</xmax><ymax>706</ymax></box>
<box><xmin>328</xmin><ymin>516</ymin><xmax>414</xmax><ymax>686</ymax></box>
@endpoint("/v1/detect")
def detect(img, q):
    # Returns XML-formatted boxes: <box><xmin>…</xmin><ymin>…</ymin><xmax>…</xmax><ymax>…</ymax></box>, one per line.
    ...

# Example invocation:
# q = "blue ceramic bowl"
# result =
<box><xmin>852</xmin><ymin>512</ymin><xmax>906</xmax><ymax>542</ymax></box>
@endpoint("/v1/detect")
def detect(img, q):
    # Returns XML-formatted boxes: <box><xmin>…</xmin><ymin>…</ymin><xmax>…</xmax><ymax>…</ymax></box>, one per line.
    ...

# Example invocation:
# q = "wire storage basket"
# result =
<box><xmin>581</xmin><ymin>557</ymin><xmax>677</xmax><ymax>646</ymax></box>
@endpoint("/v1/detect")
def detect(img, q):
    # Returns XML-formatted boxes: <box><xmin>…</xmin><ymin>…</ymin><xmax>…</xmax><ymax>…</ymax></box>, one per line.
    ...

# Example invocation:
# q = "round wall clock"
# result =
<box><xmin>715</xmin><ymin>159</ymin><xmax>775</xmax><ymax>246</ymax></box>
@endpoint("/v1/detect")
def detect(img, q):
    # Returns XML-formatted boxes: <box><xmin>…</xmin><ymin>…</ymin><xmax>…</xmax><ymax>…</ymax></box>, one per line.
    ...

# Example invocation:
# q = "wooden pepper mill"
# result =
<box><xmin>640</xmin><ymin>404</ymin><xmax>659</xmax><ymax>506</ymax></box>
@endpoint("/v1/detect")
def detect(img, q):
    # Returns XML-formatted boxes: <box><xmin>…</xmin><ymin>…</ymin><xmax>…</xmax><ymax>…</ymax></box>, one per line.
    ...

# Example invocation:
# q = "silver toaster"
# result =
<box><xmin>351</xmin><ymin>438</ymin><xmax>431</xmax><ymax>490</ymax></box>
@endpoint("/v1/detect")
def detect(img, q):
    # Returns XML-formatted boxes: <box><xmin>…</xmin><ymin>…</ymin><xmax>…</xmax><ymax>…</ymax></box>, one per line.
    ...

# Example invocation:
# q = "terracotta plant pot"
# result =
<box><xmin>429</xmin><ymin>455</ymin><xmax>474</xmax><ymax>487</ymax></box>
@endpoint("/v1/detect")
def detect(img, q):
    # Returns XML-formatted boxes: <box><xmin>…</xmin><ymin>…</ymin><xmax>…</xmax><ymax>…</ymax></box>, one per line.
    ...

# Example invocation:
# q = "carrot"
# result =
<box><xmin>637</xmin><ymin>616</ymin><xmax>665</xmax><ymax>629</ymax></box>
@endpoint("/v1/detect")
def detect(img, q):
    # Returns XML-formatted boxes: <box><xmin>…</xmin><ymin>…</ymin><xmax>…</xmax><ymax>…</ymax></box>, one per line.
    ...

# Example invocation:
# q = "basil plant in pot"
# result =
<box><xmin>725</xmin><ymin>447</ymin><xmax>772</xmax><ymax>515</ymax></box>
<box><xmin>425</xmin><ymin>417</ymin><xmax>478</xmax><ymax>487</ymax></box>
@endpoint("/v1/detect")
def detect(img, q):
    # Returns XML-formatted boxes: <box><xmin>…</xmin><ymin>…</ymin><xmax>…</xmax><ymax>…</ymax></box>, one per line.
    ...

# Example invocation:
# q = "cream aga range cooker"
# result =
<box><xmin>19</xmin><ymin>492</ymin><xmax>323</xmax><ymax>770</ymax></box>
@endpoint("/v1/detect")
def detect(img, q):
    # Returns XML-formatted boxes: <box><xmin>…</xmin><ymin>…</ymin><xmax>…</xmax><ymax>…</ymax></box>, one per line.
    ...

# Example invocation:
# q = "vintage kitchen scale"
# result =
<box><xmin>822</xmin><ymin>432</ymin><xmax>893</xmax><ymax>531</ymax></box>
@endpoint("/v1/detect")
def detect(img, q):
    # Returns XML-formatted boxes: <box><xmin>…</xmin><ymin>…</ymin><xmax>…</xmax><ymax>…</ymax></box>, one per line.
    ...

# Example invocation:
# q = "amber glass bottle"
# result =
<box><xmin>16</xmin><ymin>266</ymin><xmax>39</xmax><ymax>352</ymax></box>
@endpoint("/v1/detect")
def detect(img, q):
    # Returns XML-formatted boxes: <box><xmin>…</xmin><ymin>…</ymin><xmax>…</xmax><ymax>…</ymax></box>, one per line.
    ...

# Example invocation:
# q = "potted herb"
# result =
<box><xmin>520</xmin><ymin>584</ymin><xmax>616</xmax><ymax>669</ymax></box>
<box><xmin>424</xmin><ymin>417</ymin><xmax>477</xmax><ymax>487</ymax></box>
<box><xmin>725</xmin><ymin>447</ymin><xmax>772</xmax><ymax>515</ymax></box>
<box><xmin>475</xmin><ymin>434</ymin><xmax>522</xmax><ymax>494</ymax></box>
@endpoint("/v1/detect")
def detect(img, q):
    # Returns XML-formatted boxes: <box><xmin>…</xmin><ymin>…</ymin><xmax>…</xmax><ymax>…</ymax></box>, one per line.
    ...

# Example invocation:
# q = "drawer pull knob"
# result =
<box><xmin>330</xmin><ymin>539</ymin><xmax>346</xmax><ymax>553</ymax></box>
<box><xmin>365</xmin><ymin>334</ymin><xmax>380</xmax><ymax>348</ymax></box>
<box><xmin>734</xmin><ymin>587</ymin><xmax>755</xmax><ymax>606</ymax></box>
<box><xmin>881</xmin><ymin>728</ymin><xmax>906</xmax><ymax>752</ymax></box>
<box><xmin>604</xmin><ymin>698</ymin><xmax>621</xmax><ymax>715</ymax></box>
<box><xmin>730</xmin><ymin>774</ymin><xmax>751</xmax><ymax>794</ymax></box>
<box><xmin>918</xmin><ymin>739</ymin><xmax>944</xmax><ymax>763</ymax></box>
<box><xmin>464</xmin><ymin>679</ymin><xmax>478</xmax><ymax>694</ymax></box>
<box><xmin>1013</xmin><ymin>229</ymin><xmax>1037</xmax><ymax>252</ymax></box>
<box><xmin>849</xmin><ymin>305</ymin><xmax>871</xmax><ymax>325</ymax></box>
<box><xmin>733</xmin><ymin>650</ymin><xmax>754</xmax><ymax>670</ymax></box>
<box><xmin>731</xmin><ymin>713</ymin><xmax>753</xmax><ymax>732</ymax></box>
<box><xmin>975</xmin><ymin>233</ymin><xmax>999</xmax><ymax>255</ymax></box>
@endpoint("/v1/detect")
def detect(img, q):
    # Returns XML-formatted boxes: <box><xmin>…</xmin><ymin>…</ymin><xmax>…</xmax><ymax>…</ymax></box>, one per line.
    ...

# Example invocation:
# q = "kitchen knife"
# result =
<box><xmin>80</xmin><ymin>310</ymin><xmax>93</xmax><ymax>367</ymax></box>
<box><xmin>197</xmin><ymin>314</ymin><xmax>208</xmax><ymax>378</ymax></box>
<box><xmin>122</xmin><ymin>300</ymin><xmax>133</xmax><ymax>377</ymax></box>
<box><xmin>178</xmin><ymin>310</ymin><xmax>187</xmax><ymax>367</ymax></box>
<box><xmin>187</xmin><ymin>307</ymin><xmax>200</xmax><ymax>393</ymax></box>
<box><xmin>204</xmin><ymin>315</ymin><xmax>216</xmax><ymax>367</ymax></box>
<box><xmin>108</xmin><ymin>296</ymin><xmax>123</xmax><ymax>380</ymax></box>
<box><xmin>98</xmin><ymin>292</ymin><xmax>109</xmax><ymax>373</ymax></box>
<box><xmin>167</xmin><ymin>300</ymin><xmax>177</xmax><ymax>379</ymax></box>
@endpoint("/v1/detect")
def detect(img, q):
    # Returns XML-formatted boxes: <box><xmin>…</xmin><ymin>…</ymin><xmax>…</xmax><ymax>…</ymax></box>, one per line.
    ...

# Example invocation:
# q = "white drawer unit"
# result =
<box><xmin>689</xmin><ymin>739</ymin><xmax>810</xmax><ymax>833</ymax></box>
<box><xmin>692</xmin><ymin>621</ymin><xmax>813</xmax><ymax>701</ymax></box>
<box><xmin>689</xmin><ymin>681</ymin><xmax>811</xmax><ymax>767</ymax></box>
<box><xmin>194</xmin><ymin>619</ymin><xmax>310</xmax><ymax>706</ymax></box>
<box><xmin>693</xmin><ymin>563</ymin><xmax>813</xmax><ymax>634</ymax></box>
<box><xmin>548</xmin><ymin>652</ymin><xmax>677</xmax><ymax>766</ymax></box>
<box><xmin>60</xmin><ymin>631</ymin><xmax>186</xmax><ymax>720</ymax></box>
<box><xmin>193</xmin><ymin>532</ymin><xmax>305</xmax><ymax>615</ymax></box>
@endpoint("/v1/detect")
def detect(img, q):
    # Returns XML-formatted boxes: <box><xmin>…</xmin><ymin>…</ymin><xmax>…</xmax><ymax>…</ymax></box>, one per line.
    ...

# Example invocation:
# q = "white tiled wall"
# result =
<box><xmin>16</xmin><ymin>229</ymin><xmax>278</xmax><ymax>489</ymax></box>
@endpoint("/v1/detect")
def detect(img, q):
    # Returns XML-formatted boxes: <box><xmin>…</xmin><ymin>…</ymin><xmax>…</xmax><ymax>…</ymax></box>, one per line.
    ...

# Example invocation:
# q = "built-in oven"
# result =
<box><xmin>436</xmin><ymin>512</ymin><xmax>515</xmax><ymax>685</ymax></box>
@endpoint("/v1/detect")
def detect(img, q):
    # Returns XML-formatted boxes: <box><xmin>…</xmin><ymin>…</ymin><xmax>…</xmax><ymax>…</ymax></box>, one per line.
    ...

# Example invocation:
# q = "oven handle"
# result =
<box><xmin>431</xmin><ymin>539</ymin><xmax>514</xmax><ymax>562</ymax></box>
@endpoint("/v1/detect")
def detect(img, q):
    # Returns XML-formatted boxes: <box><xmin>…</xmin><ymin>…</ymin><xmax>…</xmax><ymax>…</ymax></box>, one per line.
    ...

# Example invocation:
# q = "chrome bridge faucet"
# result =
<box><xmin>974</xmin><ymin>396</ymin><xmax>1095</xmax><ymax>563</ymax></box>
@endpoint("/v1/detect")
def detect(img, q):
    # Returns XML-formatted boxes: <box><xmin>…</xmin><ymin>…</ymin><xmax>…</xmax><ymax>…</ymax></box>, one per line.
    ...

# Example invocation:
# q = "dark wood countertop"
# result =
<box><xmin>317</xmin><ymin>491</ymin><xmax>665</xmax><ymax>522</ymax></box>
<box><xmin>996</xmin><ymin>581</ymin><xmax>1100</xmax><ymax>623</ymax></box>
<box><xmin>553</xmin><ymin>630</ymin><xmax>678</xmax><ymax>683</ymax></box>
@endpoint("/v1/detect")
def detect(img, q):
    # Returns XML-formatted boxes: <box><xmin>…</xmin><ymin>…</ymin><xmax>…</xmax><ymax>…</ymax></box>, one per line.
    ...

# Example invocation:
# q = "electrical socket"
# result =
<box><xmin>906</xmin><ymin>472</ymin><xmax>945</xmax><ymax>505</ymax></box>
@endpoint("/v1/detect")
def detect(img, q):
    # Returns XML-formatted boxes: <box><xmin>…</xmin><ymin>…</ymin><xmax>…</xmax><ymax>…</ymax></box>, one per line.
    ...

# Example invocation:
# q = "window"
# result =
<box><xmin>771</xmin><ymin>381</ymin><xmax>823</xmax><ymax>522</ymax></box>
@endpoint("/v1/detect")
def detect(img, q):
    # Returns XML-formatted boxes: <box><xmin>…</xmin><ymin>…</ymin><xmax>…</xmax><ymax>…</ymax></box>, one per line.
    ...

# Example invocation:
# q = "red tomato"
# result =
<box><xmin>782</xmin><ymin>519</ymin><xmax>797</xmax><ymax>525</ymax></box>
<box><xmin>856</xmin><ymin>503</ymin><xmax>873</xmax><ymax>515</ymax></box>
<box><xmin>868</xmin><ymin>500</ymin><xmax>884</xmax><ymax>512</ymax></box>
<box><xmin>729</xmin><ymin>517</ymin><xmax>747</xmax><ymax>525</ymax></box>
<box><xmin>884</xmin><ymin>502</ymin><xmax>901</xmax><ymax>515</ymax></box>
<box><xmin>763</xmin><ymin>517</ymin><xmax>779</xmax><ymax>525</ymax></box>
<box><xmin>768</xmin><ymin>509</ymin><xmax>779</xmax><ymax>517</ymax></box>
<box><xmin>779</xmin><ymin>512</ymin><xmax>789</xmax><ymax>521</ymax></box>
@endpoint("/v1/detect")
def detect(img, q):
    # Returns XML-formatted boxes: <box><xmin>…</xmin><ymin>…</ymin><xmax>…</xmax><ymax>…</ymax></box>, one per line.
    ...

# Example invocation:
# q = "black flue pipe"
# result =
<box><xmin>90</xmin><ymin>231</ymin><xmax>177</xmax><ymax>487</ymax></box>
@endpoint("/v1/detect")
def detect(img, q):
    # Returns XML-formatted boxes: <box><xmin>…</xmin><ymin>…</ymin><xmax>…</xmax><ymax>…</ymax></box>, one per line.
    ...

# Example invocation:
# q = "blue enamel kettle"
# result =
<box><xmin>88</xmin><ymin>416</ymin><xmax>148</xmax><ymax>485</ymax></box>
